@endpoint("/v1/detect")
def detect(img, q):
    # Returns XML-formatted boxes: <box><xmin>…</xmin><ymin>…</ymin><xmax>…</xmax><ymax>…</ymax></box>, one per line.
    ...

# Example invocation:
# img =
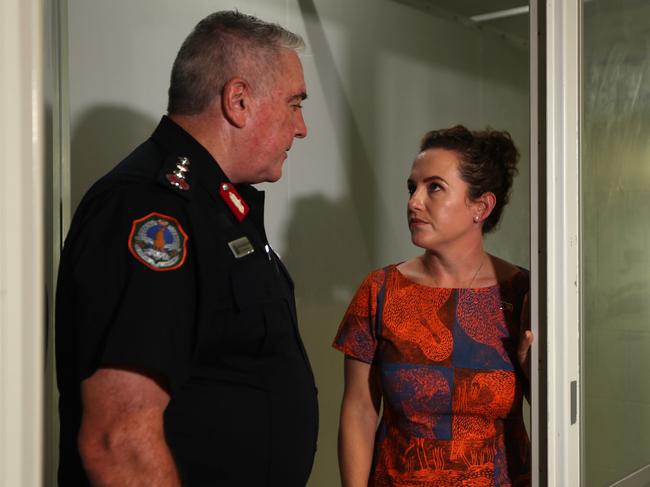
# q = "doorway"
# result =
<box><xmin>45</xmin><ymin>1</ymin><xmax>537</xmax><ymax>486</ymax></box>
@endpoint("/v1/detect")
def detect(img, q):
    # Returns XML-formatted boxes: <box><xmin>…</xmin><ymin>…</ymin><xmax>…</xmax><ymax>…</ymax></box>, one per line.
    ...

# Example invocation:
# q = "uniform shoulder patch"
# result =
<box><xmin>128</xmin><ymin>212</ymin><xmax>188</xmax><ymax>271</ymax></box>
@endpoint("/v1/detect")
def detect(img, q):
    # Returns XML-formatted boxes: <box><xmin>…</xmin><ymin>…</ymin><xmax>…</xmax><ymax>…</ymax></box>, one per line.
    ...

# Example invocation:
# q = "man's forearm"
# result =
<box><xmin>79</xmin><ymin>368</ymin><xmax>180</xmax><ymax>486</ymax></box>
<box><xmin>80</xmin><ymin>428</ymin><xmax>182</xmax><ymax>487</ymax></box>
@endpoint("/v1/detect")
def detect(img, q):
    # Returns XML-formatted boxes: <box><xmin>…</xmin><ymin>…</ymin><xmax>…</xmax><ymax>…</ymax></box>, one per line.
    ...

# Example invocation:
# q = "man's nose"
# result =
<box><xmin>294</xmin><ymin>110</ymin><xmax>307</xmax><ymax>139</ymax></box>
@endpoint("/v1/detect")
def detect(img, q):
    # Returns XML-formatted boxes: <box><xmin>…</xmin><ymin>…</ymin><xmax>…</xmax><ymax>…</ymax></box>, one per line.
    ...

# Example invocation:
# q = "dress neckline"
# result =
<box><xmin>391</xmin><ymin>262</ymin><xmax>523</xmax><ymax>291</ymax></box>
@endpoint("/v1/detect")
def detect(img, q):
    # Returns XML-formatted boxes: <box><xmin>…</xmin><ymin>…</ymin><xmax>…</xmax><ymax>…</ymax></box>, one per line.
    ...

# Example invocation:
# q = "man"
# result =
<box><xmin>56</xmin><ymin>11</ymin><xmax>318</xmax><ymax>486</ymax></box>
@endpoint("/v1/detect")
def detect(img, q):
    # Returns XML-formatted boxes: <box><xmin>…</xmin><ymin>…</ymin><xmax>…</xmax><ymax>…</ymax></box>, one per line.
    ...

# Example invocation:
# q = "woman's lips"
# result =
<box><xmin>409</xmin><ymin>218</ymin><xmax>428</xmax><ymax>228</ymax></box>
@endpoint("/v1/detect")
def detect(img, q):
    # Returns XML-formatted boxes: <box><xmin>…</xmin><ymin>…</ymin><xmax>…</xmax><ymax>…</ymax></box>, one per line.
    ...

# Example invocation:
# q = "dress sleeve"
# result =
<box><xmin>332</xmin><ymin>271</ymin><xmax>382</xmax><ymax>363</ymax></box>
<box><xmin>60</xmin><ymin>184</ymin><xmax>196</xmax><ymax>394</ymax></box>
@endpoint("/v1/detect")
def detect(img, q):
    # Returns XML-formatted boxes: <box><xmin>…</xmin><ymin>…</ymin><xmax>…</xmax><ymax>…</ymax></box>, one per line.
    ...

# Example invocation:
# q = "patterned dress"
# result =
<box><xmin>333</xmin><ymin>264</ymin><xmax>530</xmax><ymax>487</ymax></box>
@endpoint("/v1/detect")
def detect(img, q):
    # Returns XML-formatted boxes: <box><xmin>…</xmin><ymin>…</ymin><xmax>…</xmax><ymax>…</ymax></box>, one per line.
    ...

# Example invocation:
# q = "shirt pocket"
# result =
<box><xmin>221</xmin><ymin>252</ymin><xmax>288</xmax><ymax>357</ymax></box>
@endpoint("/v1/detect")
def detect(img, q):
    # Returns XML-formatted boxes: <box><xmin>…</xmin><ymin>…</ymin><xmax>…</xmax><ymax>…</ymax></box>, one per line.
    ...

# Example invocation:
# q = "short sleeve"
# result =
<box><xmin>57</xmin><ymin>183</ymin><xmax>196</xmax><ymax>394</ymax></box>
<box><xmin>332</xmin><ymin>270</ymin><xmax>384</xmax><ymax>363</ymax></box>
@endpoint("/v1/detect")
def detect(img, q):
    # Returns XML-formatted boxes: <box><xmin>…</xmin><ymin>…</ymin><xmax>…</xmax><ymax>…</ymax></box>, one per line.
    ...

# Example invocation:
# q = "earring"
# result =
<box><xmin>474</xmin><ymin>215</ymin><xmax>479</xmax><ymax>222</ymax></box>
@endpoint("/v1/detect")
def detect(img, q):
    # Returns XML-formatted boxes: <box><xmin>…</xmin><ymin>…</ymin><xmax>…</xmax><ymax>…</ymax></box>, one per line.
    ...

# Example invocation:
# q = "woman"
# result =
<box><xmin>333</xmin><ymin>125</ymin><xmax>533</xmax><ymax>487</ymax></box>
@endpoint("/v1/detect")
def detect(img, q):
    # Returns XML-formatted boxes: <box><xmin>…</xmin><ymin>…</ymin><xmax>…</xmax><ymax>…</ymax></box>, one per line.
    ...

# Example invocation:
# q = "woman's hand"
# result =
<box><xmin>518</xmin><ymin>293</ymin><xmax>534</xmax><ymax>381</ymax></box>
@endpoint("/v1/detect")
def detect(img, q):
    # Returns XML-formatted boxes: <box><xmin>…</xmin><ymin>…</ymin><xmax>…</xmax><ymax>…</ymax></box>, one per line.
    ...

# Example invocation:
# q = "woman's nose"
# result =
<box><xmin>408</xmin><ymin>189</ymin><xmax>423</xmax><ymax>211</ymax></box>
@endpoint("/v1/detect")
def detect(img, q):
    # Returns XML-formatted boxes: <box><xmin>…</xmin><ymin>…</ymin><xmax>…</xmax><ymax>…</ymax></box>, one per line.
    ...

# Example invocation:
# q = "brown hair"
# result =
<box><xmin>420</xmin><ymin>125</ymin><xmax>519</xmax><ymax>233</ymax></box>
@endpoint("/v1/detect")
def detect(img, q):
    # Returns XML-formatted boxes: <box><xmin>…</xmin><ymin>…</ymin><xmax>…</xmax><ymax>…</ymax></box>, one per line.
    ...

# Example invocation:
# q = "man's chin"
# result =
<box><xmin>262</xmin><ymin>170</ymin><xmax>282</xmax><ymax>183</ymax></box>
<box><xmin>248</xmin><ymin>161</ymin><xmax>284</xmax><ymax>184</ymax></box>
<box><xmin>264</xmin><ymin>163</ymin><xmax>284</xmax><ymax>183</ymax></box>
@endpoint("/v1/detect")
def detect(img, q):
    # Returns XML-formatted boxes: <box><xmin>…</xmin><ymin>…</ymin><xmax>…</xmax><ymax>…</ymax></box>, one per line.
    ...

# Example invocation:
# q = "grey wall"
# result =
<box><xmin>66</xmin><ymin>1</ymin><xmax>529</xmax><ymax>485</ymax></box>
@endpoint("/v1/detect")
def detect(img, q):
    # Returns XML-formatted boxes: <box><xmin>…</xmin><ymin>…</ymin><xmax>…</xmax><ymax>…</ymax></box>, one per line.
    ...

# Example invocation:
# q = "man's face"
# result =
<box><xmin>244</xmin><ymin>50</ymin><xmax>307</xmax><ymax>183</ymax></box>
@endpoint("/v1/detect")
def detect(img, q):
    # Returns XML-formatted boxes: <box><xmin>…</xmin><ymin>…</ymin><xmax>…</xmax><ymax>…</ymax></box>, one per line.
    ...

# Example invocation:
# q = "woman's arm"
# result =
<box><xmin>338</xmin><ymin>356</ymin><xmax>382</xmax><ymax>487</ymax></box>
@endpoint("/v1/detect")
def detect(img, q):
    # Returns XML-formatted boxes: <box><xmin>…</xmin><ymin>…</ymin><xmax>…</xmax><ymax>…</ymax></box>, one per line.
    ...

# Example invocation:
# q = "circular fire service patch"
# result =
<box><xmin>128</xmin><ymin>212</ymin><xmax>188</xmax><ymax>271</ymax></box>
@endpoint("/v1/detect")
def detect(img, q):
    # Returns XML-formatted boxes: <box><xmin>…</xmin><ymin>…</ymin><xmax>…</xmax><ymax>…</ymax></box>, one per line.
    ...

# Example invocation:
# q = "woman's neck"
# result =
<box><xmin>417</xmin><ymin>244</ymin><xmax>488</xmax><ymax>288</ymax></box>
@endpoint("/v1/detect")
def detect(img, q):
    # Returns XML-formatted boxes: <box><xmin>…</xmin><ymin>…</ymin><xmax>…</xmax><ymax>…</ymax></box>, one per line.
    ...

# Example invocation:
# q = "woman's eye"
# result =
<box><xmin>428</xmin><ymin>183</ymin><xmax>441</xmax><ymax>193</ymax></box>
<box><xmin>407</xmin><ymin>186</ymin><xmax>415</xmax><ymax>196</ymax></box>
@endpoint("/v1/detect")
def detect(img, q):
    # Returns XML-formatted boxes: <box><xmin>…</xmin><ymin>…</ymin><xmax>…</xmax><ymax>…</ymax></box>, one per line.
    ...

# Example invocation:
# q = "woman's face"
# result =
<box><xmin>407</xmin><ymin>148</ymin><xmax>482</xmax><ymax>252</ymax></box>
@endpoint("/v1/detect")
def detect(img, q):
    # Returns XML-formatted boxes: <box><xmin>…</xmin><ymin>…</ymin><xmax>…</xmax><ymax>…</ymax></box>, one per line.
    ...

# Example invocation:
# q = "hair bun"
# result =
<box><xmin>479</xmin><ymin>129</ymin><xmax>519</xmax><ymax>174</ymax></box>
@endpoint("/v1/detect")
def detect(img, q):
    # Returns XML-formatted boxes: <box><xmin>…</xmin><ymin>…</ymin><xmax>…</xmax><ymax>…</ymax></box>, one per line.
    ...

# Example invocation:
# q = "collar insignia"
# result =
<box><xmin>219</xmin><ymin>183</ymin><xmax>250</xmax><ymax>221</ymax></box>
<box><xmin>166</xmin><ymin>156</ymin><xmax>191</xmax><ymax>191</ymax></box>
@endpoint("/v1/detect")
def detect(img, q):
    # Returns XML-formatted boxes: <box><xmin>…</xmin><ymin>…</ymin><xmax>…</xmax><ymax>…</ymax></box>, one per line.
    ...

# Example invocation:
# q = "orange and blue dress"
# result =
<box><xmin>334</xmin><ymin>264</ymin><xmax>530</xmax><ymax>487</ymax></box>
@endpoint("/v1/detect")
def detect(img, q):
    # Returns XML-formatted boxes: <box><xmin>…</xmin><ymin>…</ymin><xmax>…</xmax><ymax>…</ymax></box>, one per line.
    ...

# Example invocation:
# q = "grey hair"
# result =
<box><xmin>167</xmin><ymin>10</ymin><xmax>305</xmax><ymax>115</ymax></box>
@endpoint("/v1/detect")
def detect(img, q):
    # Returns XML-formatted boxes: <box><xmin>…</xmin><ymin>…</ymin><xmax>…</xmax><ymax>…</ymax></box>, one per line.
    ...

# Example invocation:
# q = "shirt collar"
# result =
<box><xmin>151</xmin><ymin>115</ymin><xmax>266</xmax><ymax>214</ymax></box>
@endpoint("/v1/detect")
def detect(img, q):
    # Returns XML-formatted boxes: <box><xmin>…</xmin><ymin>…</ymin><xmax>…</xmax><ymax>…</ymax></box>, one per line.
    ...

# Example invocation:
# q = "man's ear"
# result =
<box><xmin>221</xmin><ymin>77</ymin><xmax>250</xmax><ymax>128</ymax></box>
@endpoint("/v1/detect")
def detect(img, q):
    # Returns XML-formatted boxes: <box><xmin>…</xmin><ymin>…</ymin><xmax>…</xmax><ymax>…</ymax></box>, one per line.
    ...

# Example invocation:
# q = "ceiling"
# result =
<box><xmin>429</xmin><ymin>0</ymin><xmax>528</xmax><ymax>18</ymax></box>
<box><xmin>393</xmin><ymin>0</ymin><xmax>530</xmax><ymax>46</ymax></box>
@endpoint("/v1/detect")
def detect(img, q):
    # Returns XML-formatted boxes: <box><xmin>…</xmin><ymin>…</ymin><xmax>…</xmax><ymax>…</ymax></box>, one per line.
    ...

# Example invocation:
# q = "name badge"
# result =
<box><xmin>228</xmin><ymin>236</ymin><xmax>254</xmax><ymax>259</ymax></box>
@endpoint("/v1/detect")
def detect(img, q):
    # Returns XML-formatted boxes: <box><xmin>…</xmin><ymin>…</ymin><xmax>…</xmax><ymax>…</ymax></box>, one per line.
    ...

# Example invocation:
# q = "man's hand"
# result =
<box><xmin>78</xmin><ymin>368</ymin><xmax>182</xmax><ymax>487</ymax></box>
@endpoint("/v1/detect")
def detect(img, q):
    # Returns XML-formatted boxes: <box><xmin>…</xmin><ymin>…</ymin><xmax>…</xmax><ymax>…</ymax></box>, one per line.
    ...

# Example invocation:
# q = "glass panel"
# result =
<box><xmin>582</xmin><ymin>0</ymin><xmax>650</xmax><ymax>485</ymax></box>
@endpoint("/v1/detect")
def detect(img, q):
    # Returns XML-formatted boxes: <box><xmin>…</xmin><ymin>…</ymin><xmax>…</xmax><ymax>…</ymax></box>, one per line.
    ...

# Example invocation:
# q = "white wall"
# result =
<box><xmin>65</xmin><ymin>1</ymin><xmax>529</xmax><ymax>485</ymax></box>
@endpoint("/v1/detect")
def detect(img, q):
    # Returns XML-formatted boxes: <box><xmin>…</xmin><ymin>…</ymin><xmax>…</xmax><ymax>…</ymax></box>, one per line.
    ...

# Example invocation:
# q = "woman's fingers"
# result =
<box><xmin>517</xmin><ymin>330</ymin><xmax>534</xmax><ymax>374</ymax></box>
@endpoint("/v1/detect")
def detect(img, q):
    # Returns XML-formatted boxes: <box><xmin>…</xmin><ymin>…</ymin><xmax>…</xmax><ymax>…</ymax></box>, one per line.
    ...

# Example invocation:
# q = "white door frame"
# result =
<box><xmin>0</xmin><ymin>0</ymin><xmax>45</xmax><ymax>486</ymax></box>
<box><xmin>543</xmin><ymin>0</ymin><xmax>582</xmax><ymax>485</ymax></box>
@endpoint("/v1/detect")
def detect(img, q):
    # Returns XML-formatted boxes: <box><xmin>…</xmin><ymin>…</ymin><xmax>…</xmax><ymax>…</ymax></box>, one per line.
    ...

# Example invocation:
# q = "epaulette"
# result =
<box><xmin>157</xmin><ymin>154</ymin><xmax>193</xmax><ymax>200</ymax></box>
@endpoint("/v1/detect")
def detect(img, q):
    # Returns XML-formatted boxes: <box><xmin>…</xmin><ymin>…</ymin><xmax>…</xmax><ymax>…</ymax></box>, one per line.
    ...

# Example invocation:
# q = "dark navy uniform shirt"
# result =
<box><xmin>56</xmin><ymin>116</ymin><xmax>318</xmax><ymax>486</ymax></box>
